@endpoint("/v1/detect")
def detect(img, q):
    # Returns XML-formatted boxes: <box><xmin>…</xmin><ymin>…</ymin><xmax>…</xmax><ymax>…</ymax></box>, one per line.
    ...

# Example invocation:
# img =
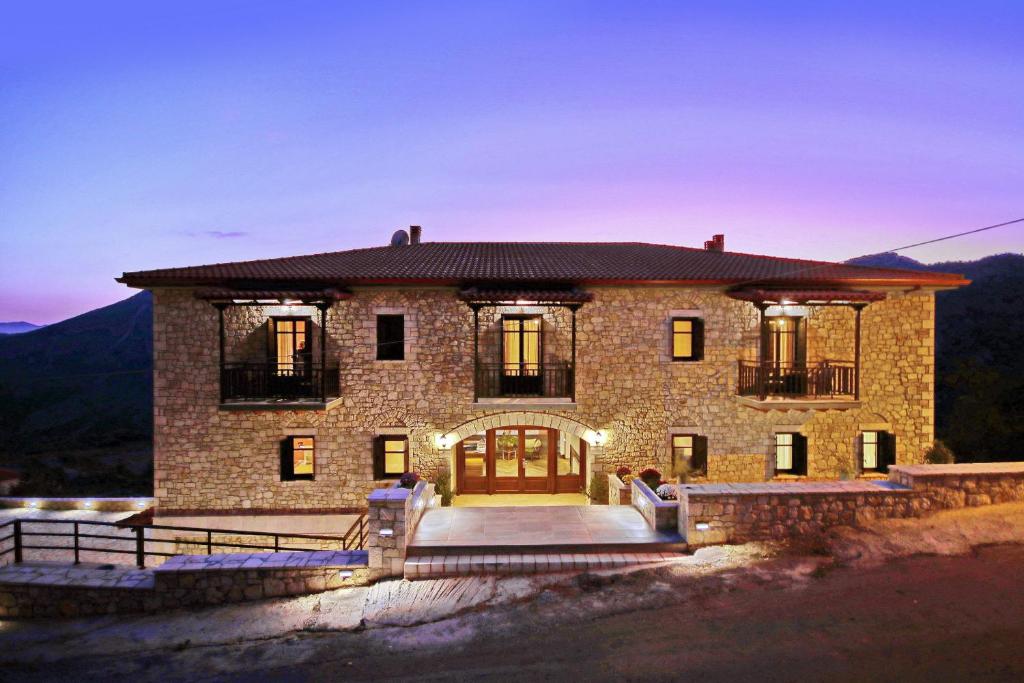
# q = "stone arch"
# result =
<box><xmin>445</xmin><ymin>411</ymin><xmax>599</xmax><ymax>446</ymax></box>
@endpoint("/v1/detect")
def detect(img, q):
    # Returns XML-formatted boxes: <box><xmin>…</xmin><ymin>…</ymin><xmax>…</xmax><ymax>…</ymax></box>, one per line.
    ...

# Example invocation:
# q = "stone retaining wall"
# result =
<box><xmin>631</xmin><ymin>479</ymin><xmax>678</xmax><ymax>531</ymax></box>
<box><xmin>0</xmin><ymin>497</ymin><xmax>154</xmax><ymax>512</ymax></box>
<box><xmin>681</xmin><ymin>463</ymin><xmax>1024</xmax><ymax>545</ymax></box>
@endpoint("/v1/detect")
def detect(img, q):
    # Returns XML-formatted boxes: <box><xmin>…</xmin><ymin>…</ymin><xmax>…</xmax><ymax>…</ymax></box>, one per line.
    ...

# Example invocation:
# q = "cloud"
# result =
<box><xmin>181</xmin><ymin>230</ymin><xmax>249</xmax><ymax>239</ymax></box>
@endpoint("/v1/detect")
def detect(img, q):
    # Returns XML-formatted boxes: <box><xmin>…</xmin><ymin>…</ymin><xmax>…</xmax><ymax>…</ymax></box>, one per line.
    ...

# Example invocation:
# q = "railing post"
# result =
<box><xmin>854</xmin><ymin>305</ymin><xmax>863</xmax><ymax>401</ymax></box>
<box><xmin>472</xmin><ymin>305</ymin><xmax>480</xmax><ymax>402</ymax></box>
<box><xmin>73</xmin><ymin>522</ymin><xmax>80</xmax><ymax>565</ymax></box>
<box><xmin>215</xmin><ymin>303</ymin><xmax>227</xmax><ymax>403</ymax></box>
<box><xmin>135</xmin><ymin>526</ymin><xmax>145</xmax><ymax>568</ymax></box>
<box><xmin>319</xmin><ymin>303</ymin><xmax>329</xmax><ymax>402</ymax></box>
<box><xmin>570</xmin><ymin>304</ymin><xmax>578</xmax><ymax>403</ymax></box>
<box><xmin>13</xmin><ymin>520</ymin><xmax>22</xmax><ymax>563</ymax></box>
<box><xmin>274</xmin><ymin>534</ymin><xmax>280</xmax><ymax>552</ymax></box>
<box><xmin>206</xmin><ymin>530</ymin><xmax>213</xmax><ymax>555</ymax></box>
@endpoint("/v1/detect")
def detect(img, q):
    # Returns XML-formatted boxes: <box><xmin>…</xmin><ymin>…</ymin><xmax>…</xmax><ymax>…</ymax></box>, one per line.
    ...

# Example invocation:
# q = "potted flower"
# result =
<box><xmin>398</xmin><ymin>472</ymin><xmax>420</xmax><ymax>489</ymax></box>
<box><xmin>655</xmin><ymin>483</ymin><xmax>678</xmax><ymax>501</ymax></box>
<box><xmin>639</xmin><ymin>467</ymin><xmax>662</xmax><ymax>491</ymax></box>
<box><xmin>607</xmin><ymin>465</ymin><xmax>634</xmax><ymax>505</ymax></box>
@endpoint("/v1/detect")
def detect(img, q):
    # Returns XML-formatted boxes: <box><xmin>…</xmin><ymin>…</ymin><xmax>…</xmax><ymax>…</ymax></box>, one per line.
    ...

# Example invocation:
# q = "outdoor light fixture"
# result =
<box><xmin>338</xmin><ymin>570</ymin><xmax>353</xmax><ymax>579</ymax></box>
<box><xmin>379</xmin><ymin>528</ymin><xmax>394</xmax><ymax>538</ymax></box>
<box><xmin>28</xmin><ymin>500</ymin><xmax>39</xmax><ymax>508</ymax></box>
<box><xmin>695</xmin><ymin>522</ymin><xmax>711</xmax><ymax>531</ymax></box>
<box><xmin>434</xmin><ymin>433</ymin><xmax>455</xmax><ymax>449</ymax></box>
<box><xmin>136</xmin><ymin>500</ymin><xmax>147</xmax><ymax>509</ymax></box>
<box><xmin>83</xmin><ymin>500</ymin><xmax>93</xmax><ymax>509</ymax></box>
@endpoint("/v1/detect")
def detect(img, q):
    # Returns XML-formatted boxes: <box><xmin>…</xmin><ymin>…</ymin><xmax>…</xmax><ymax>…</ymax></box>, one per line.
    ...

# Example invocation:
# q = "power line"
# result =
<box><xmin>880</xmin><ymin>216</ymin><xmax>1024</xmax><ymax>253</ymax></box>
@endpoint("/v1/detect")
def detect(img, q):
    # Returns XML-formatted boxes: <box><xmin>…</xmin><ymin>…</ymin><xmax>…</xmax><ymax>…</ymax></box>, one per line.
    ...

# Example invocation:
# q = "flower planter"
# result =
<box><xmin>607</xmin><ymin>474</ymin><xmax>632</xmax><ymax>505</ymax></box>
<box><xmin>630</xmin><ymin>478</ymin><xmax>678</xmax><ymax>531</ymax></box>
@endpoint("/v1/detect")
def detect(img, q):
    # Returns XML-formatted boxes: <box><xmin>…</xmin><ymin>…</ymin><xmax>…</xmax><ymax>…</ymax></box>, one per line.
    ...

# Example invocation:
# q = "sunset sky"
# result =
<box><xmin>2</xmin><ymin>1</ymin><xmax>1022</xmax><ymax>323</ymax></box>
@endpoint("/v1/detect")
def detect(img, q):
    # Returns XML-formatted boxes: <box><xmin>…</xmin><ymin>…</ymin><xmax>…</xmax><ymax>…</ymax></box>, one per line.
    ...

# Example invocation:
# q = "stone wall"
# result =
<box><xmin>681</xmin><ymin>463</ymin><xmax>1024</xmax><ymax>545</ymax></box>
<box><xmin>150</xmin><ymin>284</ymin><xmax>936</xmax><ymax>513</ymax></box>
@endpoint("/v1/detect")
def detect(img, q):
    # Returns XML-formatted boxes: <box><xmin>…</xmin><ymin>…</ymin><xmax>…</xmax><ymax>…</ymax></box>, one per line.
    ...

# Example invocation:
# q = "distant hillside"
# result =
<box><xmin>0</xmin><ymin>322</ymin><xmax>43</xmax><ymax>335</ymax></box>
<box><xmin>0</xmin><ymin>292</ymin><xmax>152</xmax><ymax>495</ymax></box>
<box><xmin>849</xmin><ymin>252</ymin><xmax>1024</xmax><ymax>462</ymax></box>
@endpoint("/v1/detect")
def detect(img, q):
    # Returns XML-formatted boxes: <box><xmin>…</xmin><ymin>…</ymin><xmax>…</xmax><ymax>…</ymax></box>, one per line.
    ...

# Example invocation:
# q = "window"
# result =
<box><xmin>671</xmin><ymin>317</ymin><xmax>704</xmax><ymax>361</ymax></box>
<box><xmin>373</xmin><ymin>436</ymin><xmax>409</xmax><ymax>479</ymax></box>
<box><xmin>502</xmin><ymin>316</ymin><xmax>542</xmax><ymax>375</ymax></box>
<box><xmin>270</xmin><ymin>317</ymin><xmax>312</xmax><ymax>374</ymax></box>
<box><xmin>767</xmin><ymin>317</ymin><xmax>805</xmax><ymax>367</ymax></box>
<box><xmin>376</xmin><ymin>314</ymin><xmax>405</xmax><ymax>361</ymax></box>
<box><xmin>280</xmin><ymin>436</ymin><xmax>315</xmax><ymax>481</ymax></box>
<box><xmin>775</xmin><ymin>433</ymin><xmax>807</xmax><ymax>475</ymax></box>
<box><xmin>672</xmin><ymin>434</ymin><xmax>708</xmax><ymax>476</ymax></box>
<box><xmin>860</xmin><ymin>431</ymin><xmax>895</xmax><ymax>473</ymax></box>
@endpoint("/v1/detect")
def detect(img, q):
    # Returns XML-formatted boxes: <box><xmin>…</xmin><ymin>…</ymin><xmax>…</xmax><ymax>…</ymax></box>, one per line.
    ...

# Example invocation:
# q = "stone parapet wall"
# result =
<box><xmin>151</xmin><ymin>285</ymin><xmax>936</xmax><ymax>512</ymax></box>
<box><xmin>0</xmin><ymin>497</ymin><xmax>153</xmax><ymax>512</ymax></box>
<box><xmin>365</xmin><ymin>481</ymin><xmax>432</xmax><ymax>577</ymax></box>
<box><xmin>631</xmin><ymin>479</ymin><xmax>678</xmax><ymax>531</ymax></box>
<box><xmin>681</xmin><ymin>463</ymin><xmax>1024</xmax><ymax>545</ymax></box>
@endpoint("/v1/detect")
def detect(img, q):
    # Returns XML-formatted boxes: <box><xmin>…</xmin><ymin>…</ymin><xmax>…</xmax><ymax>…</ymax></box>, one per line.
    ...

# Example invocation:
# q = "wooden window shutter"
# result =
<box><xmin>693</xmin><ymin>435</ymin><xmax>708</xmax><ymax>474</ymax></box>
<box><xmin>793</xmin><ymin>434</ymin><xmax>808</xmax><ymax>475</ymax></box>
<box><xmin>794</xmin><ymin>318</ymin><xmax>807</xmax><ymax>367</ymax></box>
<box><xmin>372</xmin><ymin>436</ymin><xmax>386</xmax><ymax>480</ymax></box>
<box><xmin>882</xmin><ymin>432</ymin><xmax>897</xmax><ymax>471</ymax></box>
<box><xmin>855</xmin><ymin>433</ymin><xmax>864</xmax><ymax>474</ymax></box>
<box><xmin>266</xmin><ymin>318</ymin><xmax>276</xmax><ymax>359</ymax></box>
<box><xmin>280</xmin><ymin>437</ymin><xmax>295</xmax><ymax>481</ymax></box>
<box><xmin>693</xmin><ymin>319</ymin><xmax>705</xmax><ymax>361</ymax></box>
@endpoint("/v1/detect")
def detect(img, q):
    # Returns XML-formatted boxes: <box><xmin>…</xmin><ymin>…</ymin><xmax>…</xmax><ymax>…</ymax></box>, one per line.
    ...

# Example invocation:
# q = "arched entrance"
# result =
<box><xmin>445</xmin><ymin>413</ymin><xmax>598</xmax><ymax>496</ymax></box>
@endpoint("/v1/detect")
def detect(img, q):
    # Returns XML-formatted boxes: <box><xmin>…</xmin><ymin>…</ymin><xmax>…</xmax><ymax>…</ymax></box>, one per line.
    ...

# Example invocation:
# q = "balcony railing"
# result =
<box><xmin>221</xmin><ymin>362</ymin><xmax>340</xmax><ymax>403</ymax></box>
<box><xmin>737</xmin><ymin>360</ymin><xmax>857</xmax><ymax>400</ymax></box>
<box><xmin>475</xmin><ymin>362</ymin><xmax>574</xmax><ymax>399</ymax></box>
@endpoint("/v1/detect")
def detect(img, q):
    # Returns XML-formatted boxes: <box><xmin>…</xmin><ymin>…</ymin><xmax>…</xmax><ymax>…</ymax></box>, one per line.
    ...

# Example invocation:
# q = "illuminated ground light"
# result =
<box><xmin>135</xmin><ymin>500</ymin><xmax>148</xmax><ymax>509</ymax></box>
<box><xmin>695</xmin><ymin>522</ymin><xmax>711</xmax><ymax>531</ymax></box>
<box><xmin>338</xmin><ymin>570</ymin><xmax>354</xmax><ymax>580</ymax></box>
<box><xmin>83</xmin><ymin>500</ymin><xmax>94</xmax><ymax>509</ymax></box>
<box><xmin>27</xmin><ymin>500</ymin><xmax>39</xmax><ymax>509</ymax></box>
<box><xmin>379</xmin><ymin>528</ymin><xmax>394</xmax><ymax>538</ymax></box>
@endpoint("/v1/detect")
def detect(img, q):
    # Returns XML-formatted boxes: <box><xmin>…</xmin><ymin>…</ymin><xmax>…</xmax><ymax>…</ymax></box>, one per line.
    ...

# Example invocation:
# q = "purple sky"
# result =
<box><xmin>2</xmin><ymin>1</ymin><xmax>1022</xmax><ymax>324</ymax></box>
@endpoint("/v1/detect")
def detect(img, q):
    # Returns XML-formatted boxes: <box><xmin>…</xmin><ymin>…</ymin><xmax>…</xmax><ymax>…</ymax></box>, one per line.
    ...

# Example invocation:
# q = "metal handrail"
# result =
<box><xmin>0</xmin><ymin>514</ymin><xmax>367</xmax><ymax>568</ymax></box>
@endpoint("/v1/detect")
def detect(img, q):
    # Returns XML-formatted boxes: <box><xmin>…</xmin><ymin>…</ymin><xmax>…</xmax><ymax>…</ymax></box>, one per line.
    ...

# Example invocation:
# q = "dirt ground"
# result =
<box><xmin>4</xmin><ymin>504</ymin><xmax>1024</xmax><ymax>682</ymax></box>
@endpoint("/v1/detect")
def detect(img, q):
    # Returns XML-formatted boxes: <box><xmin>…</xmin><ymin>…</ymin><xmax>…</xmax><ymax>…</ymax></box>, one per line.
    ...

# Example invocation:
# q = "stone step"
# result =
<box><xmin>404</xmin><ymin>551</ymin><xmax>682</xmax><ymax>580</ymax></box>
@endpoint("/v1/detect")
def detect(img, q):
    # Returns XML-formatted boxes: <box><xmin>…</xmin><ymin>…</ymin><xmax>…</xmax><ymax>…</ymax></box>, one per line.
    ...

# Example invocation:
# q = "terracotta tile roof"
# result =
<box><xmin>458</xmin><ymin>287</ymin><xmax>594</xmax><ymax>304</ymax></box>
<box><xmin>118</xmin><ymin>242</ymin><xmax>969</xmax><ymax>288</ymax></box>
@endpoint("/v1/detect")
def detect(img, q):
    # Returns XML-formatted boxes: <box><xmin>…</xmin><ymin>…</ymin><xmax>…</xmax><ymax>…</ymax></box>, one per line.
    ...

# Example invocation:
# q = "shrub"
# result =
<box><xmin>925</xmin><ymin>440</ymin><xmax>956</xmax><ymax>465</ymax></box>
<box><xmin>398</xmin><ymin>472</ymin><xmax>420</xmax><ymax>489</ymax></box>
<box><xmin>434</xmin><ymin>470</ymin><xmax>453</xmax><ymax>506</ymax></box>
<box><xmin>655</xmin><ymin>484</ymin><xmax>677</xmax><ymax>500</ymax></box>
<box><xmin>615</xmin><ymin>465</ymin><xmax>632</xmax><ymax>479</ymax></box>
<box><xmin>639</xmin><ymin>468</ymin><xmax>661</xmax><ymax>490</ymax></box>
<box><xmin>587</xmin><ymin>472</ymin><xmax>609</xmax><ymax>504</ymax></box>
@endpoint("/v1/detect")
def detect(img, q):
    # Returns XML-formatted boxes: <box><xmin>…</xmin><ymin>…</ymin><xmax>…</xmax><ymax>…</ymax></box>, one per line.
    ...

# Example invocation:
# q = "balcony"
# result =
<box><xmin>475</xmin><ymin>362</ymin><xmax>575</xmax><ymax>400</ymax></box>
<box><xmin>220</xmin><ymin>362</ymin><xmax>340</xmax><ymax>409</ymax></box>
<box><xmin>737</xmin><ymin>360</ymin><xmax>859</xmax><ymax>410</ymax></box>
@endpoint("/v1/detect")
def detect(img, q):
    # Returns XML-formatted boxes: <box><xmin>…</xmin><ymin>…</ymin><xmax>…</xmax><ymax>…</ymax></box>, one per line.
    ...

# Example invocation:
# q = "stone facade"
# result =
<box><xmin>150</xmin><ymin>284</ymin><xmax>936</xmax><ymax>514</ymax></box>
<box><xmin>681</xmin><ymin>463</ymin><xmax>1024</xmax><ymax>545</ymax></box>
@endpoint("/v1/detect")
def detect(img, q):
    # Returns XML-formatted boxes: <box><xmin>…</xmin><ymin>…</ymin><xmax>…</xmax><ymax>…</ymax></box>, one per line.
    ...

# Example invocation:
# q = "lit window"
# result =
<box><xmin>775</xmin><ymin>433</ymin><xmax>793</xmax><ymax>471</ymax></box>
<box><xmin>862</xmin><ymin>431</ymin><xmax>878</xmax><ymax>470</ymax></box>
<box><xmin>281</xmin><ymin>436</ymin><xmax>315</xmax><ymax>481</ymax></box>
<box><xmin>374</xmin><ymin>436</ymin><xmax>409</xmax><ymax>479</ymax></box>
<box><xmin>672</xmin><ymin>435</ymin><xmax>693</xmax><ymax>470</ymax></box>
<box><xmin>671</xmin><ymin>317</ymin><xmax>704</xmax><ymax>361</ymax></box>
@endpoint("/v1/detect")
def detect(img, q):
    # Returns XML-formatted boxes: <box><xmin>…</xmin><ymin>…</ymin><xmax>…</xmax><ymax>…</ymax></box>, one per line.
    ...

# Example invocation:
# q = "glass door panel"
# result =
<box><xmin>494</xmin><ymin>429</ymin><xmax>519</xmax><ymax>479</ymax></box>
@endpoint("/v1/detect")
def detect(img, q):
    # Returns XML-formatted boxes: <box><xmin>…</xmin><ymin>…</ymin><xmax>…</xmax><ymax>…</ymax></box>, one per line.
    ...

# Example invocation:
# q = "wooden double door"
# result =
<box><xmin>456</xmin><ymin>427</ymin><xmax>585</xmax><ymax>495</ymax></box>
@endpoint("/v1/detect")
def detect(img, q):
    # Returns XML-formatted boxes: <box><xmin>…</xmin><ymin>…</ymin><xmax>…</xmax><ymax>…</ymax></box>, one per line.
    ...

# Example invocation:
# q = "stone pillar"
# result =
<box><xmin>365</xmin><ymin>480</ymin><xmax>433</xmax><ymax>578</ymax></box>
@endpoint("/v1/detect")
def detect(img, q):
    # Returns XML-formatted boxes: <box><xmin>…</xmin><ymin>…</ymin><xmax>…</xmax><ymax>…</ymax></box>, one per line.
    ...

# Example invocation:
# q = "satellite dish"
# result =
<box><xmin>390</xmin><ymin>229</ymin><xmax>410</xmax><ymax>246</ymax></box>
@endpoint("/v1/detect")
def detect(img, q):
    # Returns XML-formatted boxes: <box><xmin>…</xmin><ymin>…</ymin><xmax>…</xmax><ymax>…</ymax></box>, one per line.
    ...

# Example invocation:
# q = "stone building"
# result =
<box><xmin>118</xmin><ymin>228</ymin><xmax>968</xmax><ymax>516</ymax></box>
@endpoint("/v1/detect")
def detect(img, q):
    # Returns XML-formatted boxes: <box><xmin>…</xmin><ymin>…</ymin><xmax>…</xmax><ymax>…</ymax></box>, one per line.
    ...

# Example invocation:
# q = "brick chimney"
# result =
<box><xmin>704</xmin><ymin>234</ymin><xmax>725</xmax><ymax>252</ymax></box>
<box><xmin>409</xmin><ymin>225</ymin><xmax>422</xmax><ymax>245</ymax></box>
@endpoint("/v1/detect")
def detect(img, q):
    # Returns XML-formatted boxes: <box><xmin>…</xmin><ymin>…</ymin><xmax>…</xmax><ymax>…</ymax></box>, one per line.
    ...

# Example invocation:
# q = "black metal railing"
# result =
<box><xmin>0</xmin><ymin>514</ymin><xmax>366</xmax><ymax>569</ymax></box>
<box><xmin>221</xmin><ymin>361</ymin><xmax>340</xmax><ymax>402</ymax></box>
<box><xmin>475</xmin><ymin>362</ymin><xmax>574</xmax><ymax>398</ymax></box>
<box><xmin>737</xmin><ymin>360</ymin><xmax>857</xmax><ymax>400</ymax></box>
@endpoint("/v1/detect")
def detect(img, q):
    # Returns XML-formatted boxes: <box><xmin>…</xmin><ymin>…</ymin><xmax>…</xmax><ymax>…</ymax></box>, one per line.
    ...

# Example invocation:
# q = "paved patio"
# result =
<box><xmin>452</xmin><ymin>493</ymin><xmax>588</xmax><ymax>507</ymax></box>
<box><xmin>409</xmin><ymin>505</ymin><xmax>684</xmax><ymax>552</ymax></box>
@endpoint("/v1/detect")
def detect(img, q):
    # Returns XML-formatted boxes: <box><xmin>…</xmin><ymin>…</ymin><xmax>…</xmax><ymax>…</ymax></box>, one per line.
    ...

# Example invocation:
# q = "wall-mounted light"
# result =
<box><xmin>338</xmin><ymin>570</ymin><xmax>353</xmax><ymax>579</ymax></box>
<box><xmin>434</xmin><ymin>433</ymin><xmax>455</xmax><ymax>450</ymax></box>
<box><xmin>28</xmin><ymin>500</ymin><xmax>39</xmax><ymax>509</ymax></box>
<box><xmin>695</xmin><ymin>522</ymin><xmax>711</xmax><ymax>531</ymax></box>
<box><xmin>83</xmin><ymin>500</ymin><xmax>93</xmax><ymax>509</ymax></box>
<box><xmin>379</xmin><ymin>528</ymin><xmax>394</xmax><ymax>538</ymax></box>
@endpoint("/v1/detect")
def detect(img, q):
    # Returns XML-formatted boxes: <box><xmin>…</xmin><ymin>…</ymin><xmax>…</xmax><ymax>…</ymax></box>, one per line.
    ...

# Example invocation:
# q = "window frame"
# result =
<box><xmin>670</xmin><ymin>316</ymin><xmax>704</xmax><ymax>362</ymax></box>
<box><xmin>860</xmin><ymin>430</ymin><xmax>895</xmax><ymax>473</ymax></box>
<box><xmin>280</xmin><ymin>435</ymin><xmax>316</xmax><ymax>482</ymax></box>
<box><xmin>374</xmin><ymin>435</ymin><xmax>410</xmax><ymax>479</ymax></box>
<box><xmin>376</xmin><ymin>314</ymin><xmax>406</xmax><ymax>361</ymax></box>
<box><xmin>269</xmin><ymin>316</ymin><xmax>313</xmax><ymax>373</ymax></box>
<box><xmin>501</xmin><ymin>314</ymin><xmax>543</xmax><ymax>375</ymax></box>
<box><xmin>774</xmin><ymin>432</ymin><xmax>807</xmax><ymax>476</ymax></box>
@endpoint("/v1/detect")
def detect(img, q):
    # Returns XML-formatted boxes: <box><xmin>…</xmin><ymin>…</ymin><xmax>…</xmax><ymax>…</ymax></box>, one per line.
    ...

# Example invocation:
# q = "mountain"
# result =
<box><xmin>849</xmin><ymin>252</ymin><xmax>1024</xmax><ymax>463</ymax></box>
<box><xmin>0</xmin><ymin>292</ymin><xmax>153</xmax><ymax>495</ymax></box>
<box><xmin>0</xmin><ymin>322</ymin><xmax>43</xmax><ymax>335</ymax></box>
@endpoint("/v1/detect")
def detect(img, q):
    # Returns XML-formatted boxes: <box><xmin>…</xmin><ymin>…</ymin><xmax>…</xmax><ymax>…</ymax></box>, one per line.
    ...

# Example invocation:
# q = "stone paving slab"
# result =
<box><xmin>0</xmin><ymin>562</ymin><xmax>156</xmax><ymax>590</ymax></box>
<box><xmin>155</xmin><ymin>549</ymin><xmax>368</xmax><ymax>573</ymax></box>
<box><xmin>681</xmin><ymin>480</ymin><xmax>909</xmax><ymax>496</ymax></box>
